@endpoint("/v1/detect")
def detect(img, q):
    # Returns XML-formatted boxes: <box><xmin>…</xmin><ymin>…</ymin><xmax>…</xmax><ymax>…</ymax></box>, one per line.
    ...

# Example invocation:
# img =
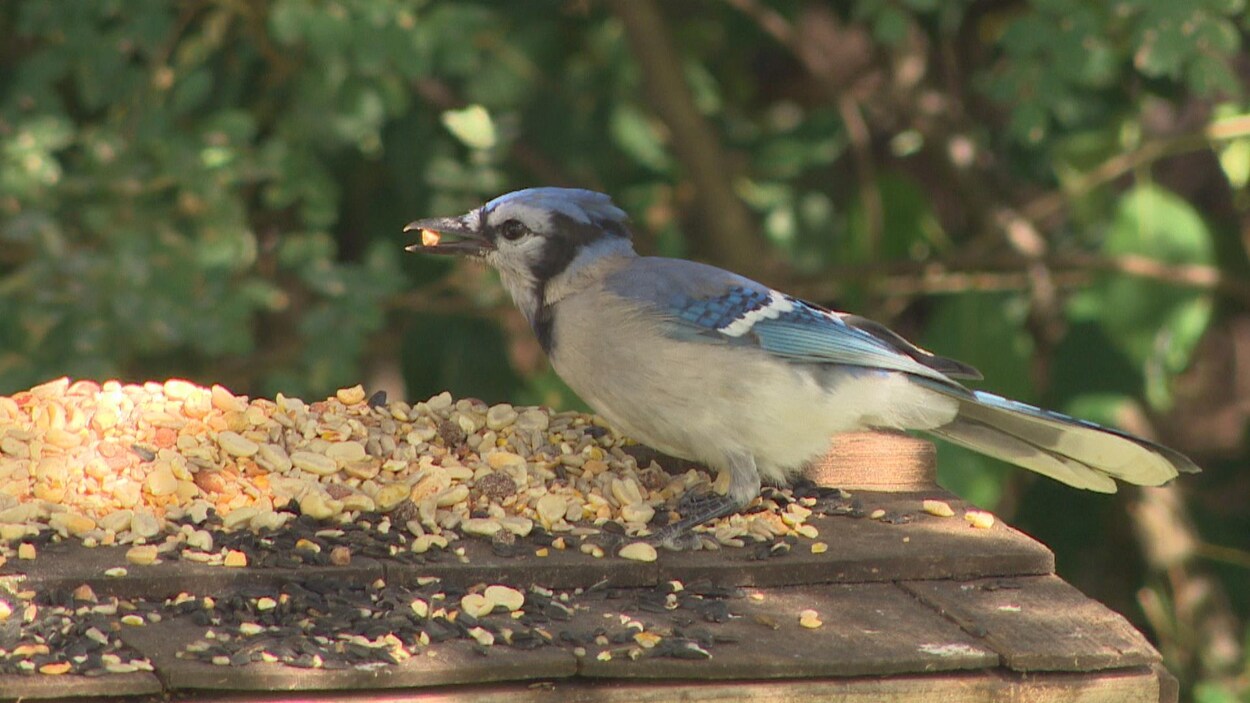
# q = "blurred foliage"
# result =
<box><xmin>3</xmin><ymin>0</ymin><xmax>1250</xmax><ymax>698</ymax></box>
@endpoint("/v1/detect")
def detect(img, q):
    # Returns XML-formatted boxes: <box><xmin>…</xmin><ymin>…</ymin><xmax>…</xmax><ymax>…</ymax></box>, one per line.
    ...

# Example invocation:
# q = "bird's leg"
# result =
<box><xmin>648</xmin><ymin>453</ymin><xmax>761</xmax><ymax>551</ymax></box>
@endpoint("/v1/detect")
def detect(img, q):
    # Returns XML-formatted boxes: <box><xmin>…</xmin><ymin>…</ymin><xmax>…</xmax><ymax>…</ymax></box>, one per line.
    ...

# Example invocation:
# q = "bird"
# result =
<box><xmin>404</xmin><ymin>187</ymin><xmax>1200</xmax><ymax>547</ymax></box>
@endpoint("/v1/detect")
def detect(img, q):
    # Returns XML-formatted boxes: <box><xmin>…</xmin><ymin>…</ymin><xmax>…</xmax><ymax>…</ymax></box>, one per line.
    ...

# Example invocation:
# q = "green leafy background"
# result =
<box><xmin>3</xmin><ymin>2</ymin><xmax>1249</xmax><ymax>698</ymax></box>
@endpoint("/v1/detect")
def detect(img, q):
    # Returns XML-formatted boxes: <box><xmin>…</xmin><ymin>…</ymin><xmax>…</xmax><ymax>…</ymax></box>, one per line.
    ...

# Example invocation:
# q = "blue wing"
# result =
<box><xmin>605</xmin><ymin>258</ymin><xmax>979</xmax><ymax>385</ymax></box>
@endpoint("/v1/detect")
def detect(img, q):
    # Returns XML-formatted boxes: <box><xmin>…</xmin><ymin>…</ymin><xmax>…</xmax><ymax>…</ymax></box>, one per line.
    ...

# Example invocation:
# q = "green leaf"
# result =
<box><xmin>923</xmin><ymin>291</ymin><xmax>1035</xmax><ymax>509</ymax></box>
<box><xmin>922</xmin><ymin>292</ymin><xmax>1036</xmax><ymax>403</ymax></box>
<box><xmin>1076</xmin><ymin>184</ymin><xmax>1215</xmax><ymax>409</ymax></box>
<box><xmin>1063</xmin><ymin>393</ymin><xmax>1135</xmax><ymax>428</ymax></box>
<box><xmin>609</xmin><ymin>103</ymin><xmax>672</xmax><ymax>172</ymax></box>
<box><xmin>872</xmin><ymin>6</ymin><xmax>910</xmax><ymax>46</ymax></box>
<box><xmin>402</xmin><ymin>314</ymin><xmax>522</xmax><ymax>404</ymax></box>
<box><xmin>441</xmin><ymin>105</ymin><xmax>497</xmax><ymax>150</ymax></box>
<box><xmin>844</xmin><ymin>173</ymin><xmax>945</xmax><ymax>264</ymax></box>
<box><xmin>934</xmin><ymin>442</ymin><xmax>1011</xmax><ymax>509</ymax></box>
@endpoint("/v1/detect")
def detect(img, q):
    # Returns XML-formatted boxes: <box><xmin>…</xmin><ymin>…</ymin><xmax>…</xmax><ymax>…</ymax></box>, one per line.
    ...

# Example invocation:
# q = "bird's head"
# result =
<box><xmin>405</xmin><ymin>188</ymin><xmax>634</xmax><ymax>316</ymax></box>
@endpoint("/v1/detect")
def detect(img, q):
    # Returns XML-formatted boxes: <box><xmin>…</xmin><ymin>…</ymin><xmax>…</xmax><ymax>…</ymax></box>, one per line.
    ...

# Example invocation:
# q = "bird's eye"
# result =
<box><xmin>498</xmin><ymin>220</ymin><xmax>528</xmax><ymax>241</ymax></box>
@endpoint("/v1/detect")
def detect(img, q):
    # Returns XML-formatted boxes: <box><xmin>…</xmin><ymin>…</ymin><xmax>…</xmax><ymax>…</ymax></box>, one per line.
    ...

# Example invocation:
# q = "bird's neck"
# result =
<box><xmin>499</xmin><ymin>237</ymin><xmax>636</xmax><ymax>353</ymax></box>
<box><xmin>542</xmin><ymin>237</ymin><xmax>635</xmax><ymax>306</ymax></box>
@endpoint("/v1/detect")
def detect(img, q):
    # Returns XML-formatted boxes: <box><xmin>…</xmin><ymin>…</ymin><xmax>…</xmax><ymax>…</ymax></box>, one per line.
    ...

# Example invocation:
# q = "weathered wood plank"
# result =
<box><xmin>0</xmin><ymin>671</ymin><xmax>162</xmax><ymax>700</ymax></box>
<box><xmin>154</xmin><ymin>667</ymin><xmax>1161</xmax><ymax>703</ymax></box>
<box><xmin>117</xmin><ymin>617</ymin><xmax>577</xmax><ymax>693</ymax></box>
<box><xmin>574</xmin><ymin>582</ymin><xmax>998</xmax><ymax>679</ymax></box>
<box><xmin>899</xmin><ymin>575</ymin><xmax>1161</xmax><ymax>672</ymax></box>
<box><xmin>2</xmin><ymin>492</ymin><xmax>1053</xmax><ymax>599</ymax></box>
<box><xmin>1</xmin><ymin>542</ymin><xmax>385</xmax><ymax>599</ymax></box>
<box><xmin>660</xmin><ymin>494</ymin><xmax>1053</xmax><ymax>588</ymax></box>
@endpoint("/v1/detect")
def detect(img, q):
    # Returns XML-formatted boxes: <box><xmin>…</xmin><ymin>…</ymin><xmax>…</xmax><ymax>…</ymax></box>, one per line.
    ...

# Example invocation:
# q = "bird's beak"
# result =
<box><xmin>403</xmin><ymin>214</ymin><xmax>493</xmax><ymax>255</ymax></box>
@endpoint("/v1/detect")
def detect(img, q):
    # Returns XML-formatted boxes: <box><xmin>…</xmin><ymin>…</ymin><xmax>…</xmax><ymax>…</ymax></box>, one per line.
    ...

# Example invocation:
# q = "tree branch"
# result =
<box><xmin>1023</xmin><ymin>115</ymin><xmax>1250</xmax><ymax>225</ymax></box>
<box><xmin>783</xmin><ymin>253</ymin><xmax>1250</xmax><ymax>305</ymax></box>
<box><xmin>610</xmin><ymin>0</ymin><xmax>761</xmax><ymax>272</ymax></box>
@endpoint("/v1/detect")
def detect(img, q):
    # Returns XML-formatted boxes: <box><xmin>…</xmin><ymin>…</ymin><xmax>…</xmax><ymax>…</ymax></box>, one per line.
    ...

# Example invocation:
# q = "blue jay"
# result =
<box><xmin>405</xmin><ymin>187</ymin><xmax>1199</xmax><ymax>547</ymax></box>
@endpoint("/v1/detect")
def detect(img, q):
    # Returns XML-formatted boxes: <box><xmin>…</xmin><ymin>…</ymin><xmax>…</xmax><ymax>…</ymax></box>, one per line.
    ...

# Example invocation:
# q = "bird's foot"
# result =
<box><xmin>645</xmin><ymin>492</ymin><xmax>743</xmax><ymax>551</ymax></box>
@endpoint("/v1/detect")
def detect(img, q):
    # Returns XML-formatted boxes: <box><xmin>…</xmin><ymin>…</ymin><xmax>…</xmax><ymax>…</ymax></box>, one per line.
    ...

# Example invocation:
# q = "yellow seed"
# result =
<box><xmin>468</xmin><ymin>627</ymin><xmax>494</xmax><ymax>646</ymax></box>
<box><xmin>336</xmin><ymin>385</ymin><xmax>367</xmax><ymax>405</ymax></box>
<box><xmin>295</xmin><ymin>538</ymin><xmax>321</xmax><ymax>553</ymax></box>
<box><xmin>484</xmin><ymin>585</ymin><xmax>525</xmax><ymax>612</ymax></box>
<box><xmin>125</xmin><ymin>545</ymin><xmax>159</xmax><ymax>566</ymax></box>
<box><xmin>618</xmin><ymin>542</ymin><xmax>658</xmax><ymax>562</ymax></box>
<box><xmin>421</xmin><ymin>229</ymin><xmax>441</xmax><ymax>247</ymax></box>
<box><xmin>17</xmin><ymin>543</ymin><xmax>36</xmax><ymax>560</ymax></box>
<box><xmin>460</xmin><ymin>593</ymin><xmax>493</xmax><ymax>618</ymax></box>
<box><xmin>290</xmin><ymin>451</ymin><xmax>339</xmax><ymax>476</ymax></box>
<box><xmin>376</xmin><ymin>483</ymin><xmax>411</xmax><ymax>511</ymax></box>
<box><xmin>869</xmin><ymin>509</ymin><xmax>886</xmax><ymax>520</ymax></box>
<box><xmin>211</xmin><ymin>384</ymin><xmax>244</xmax><ymax>413</ymax></box>
<box><xmin>39</xmin><ymin>662</ymin><xmax>71</xmax><ymax>675</ymax></box>
<box><xmin>217</xmin><ymin>431</ymin><xmax>259</xmax><ymax>457</ymax></box>
<box><xmin>798</xmin><ymin>609</ymin><xmax>822</xmax><ymax>629</ymax></box>
<box><xmin>810</xmin><ymin>542</ymin><xmax>828</xmax><ymax>554</ymax></box>
<box><xmin>325</xmin><ymin>440</ymin><xmax>367</xmax><ymax>464</ymax></box>
<box><xmin>965</xmin><ymin>510</ymin><xmax>995</xmax><ymax>529</ymax></box>
<box><xmin>633</xmin><ymin>631</ymin><xmax>662</xmax><ymax>649</ymax></box>
<box><xmin>923</xmin><ymin>499</ymin><xmax>955</xmax><ymax>518</ymax></box>
<box><xmin>223</xmin><ymin>550</ymin><xmax>248</xmax><ymax>568</ymax></box>
<box><xmin>535</xmin><ymin>548</ymin><xmax>549</xmax><ymax>557</ymax></box>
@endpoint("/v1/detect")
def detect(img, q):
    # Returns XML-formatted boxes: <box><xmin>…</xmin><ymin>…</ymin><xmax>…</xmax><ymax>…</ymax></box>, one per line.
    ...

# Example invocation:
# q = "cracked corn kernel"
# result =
<box><xmin>633</xmin><ymin>632</ymin><xmax>662</xmax><ymax>648</ymax></box>
<box><xmin>222</xmin><ymin>550</ymin><xmax>248</xmax><ymax>567</ymax></box>
<box><xmin>810</xmin><ymin>542</ymin><xmax>828</xmax><ymax>554</ymax></box>
<box><xmin>125</xmin><ymin>545</ymin><xmax>159</xmax><ymax>565</ymax></box>
<box><xmin>460</xmin><ymin>593</ymin><xmax>492</xmax><ymax>618</ymax></box>
<box><xmin>336</xmin><ymin>384</ymin><xmax>366</xmax><ymax>405</ymax></box>
<box><xmin>799</xmin><ymin>609</ymin><xmax>822</xmax><ymax>629</ymax></box>
<box><xmin>39</xmin><ymin>662</ymin><xmax>71</xmax><ymax>675</ymax></box>
<box><xmin>421</xmin><ymin>229</ymin><xmax>441</xmax><ymax>247</ymax></box>
<box><xmin>922</xmin><ymin>499</ymin><xmax>955</xmax><ymax>517</ymax></box>
<box><xmin>484</xmin><ymin>585</ymin><xmax>525</xmax><ymax>612</ymax></box>
<box><xmin>965</xmin><ymin>510</ymin><xmax>995</xmax><ymax>529</ymax></box>
<box><xmin>468</xmin><ymin>627</ymin><xmax>494</xmax><ymax>646</ymax></box>
<box><xmin>617</xmin><ymin>542</ymin><xmax>658</xmax><ymax>562</ymax></box>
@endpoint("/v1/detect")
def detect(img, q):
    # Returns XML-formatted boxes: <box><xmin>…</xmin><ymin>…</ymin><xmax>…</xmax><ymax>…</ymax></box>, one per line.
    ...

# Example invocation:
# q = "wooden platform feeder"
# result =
<box><xmin>0</xmin><ymin>432</ymin><xmax>1174</xmax><ymax>703</ymax></box>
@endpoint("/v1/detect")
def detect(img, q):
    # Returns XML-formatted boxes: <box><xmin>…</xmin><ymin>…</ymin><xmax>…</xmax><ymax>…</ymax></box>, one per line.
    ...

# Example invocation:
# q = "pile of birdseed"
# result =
<box><xmin>0</xmin><ymin>583</ymin><xmax>156</xmax><ymax>676</ymax></box>
<box><xmin>0</xmin><ymin>378</ymin><xmax>850</xmax><ymax>567</ymax></box>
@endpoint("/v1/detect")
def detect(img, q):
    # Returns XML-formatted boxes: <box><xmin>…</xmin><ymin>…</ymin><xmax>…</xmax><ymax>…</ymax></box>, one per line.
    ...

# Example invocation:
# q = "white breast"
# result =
<box><xmin>549</xmin><ymin>289</ymin><xmax>959</xmax><ymax>484</ymax></box>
